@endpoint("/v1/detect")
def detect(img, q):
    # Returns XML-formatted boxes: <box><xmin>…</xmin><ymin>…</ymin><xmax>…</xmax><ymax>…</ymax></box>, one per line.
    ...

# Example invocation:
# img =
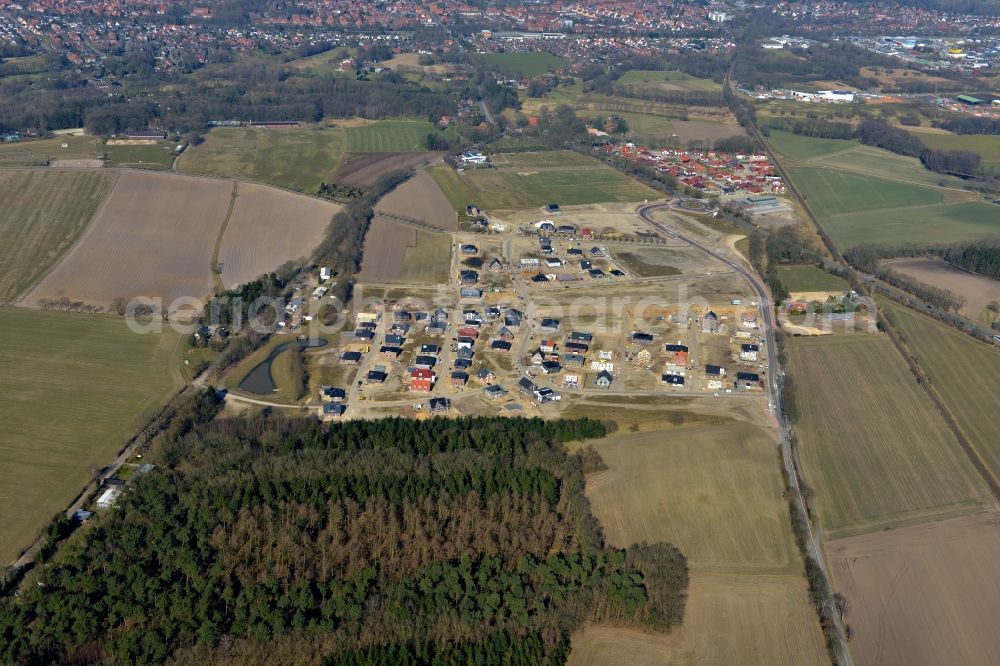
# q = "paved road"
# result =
<box><xmin>636</xmin><ymin>203</ymin><xmax>853</xmax><ymax>666</ymax></box>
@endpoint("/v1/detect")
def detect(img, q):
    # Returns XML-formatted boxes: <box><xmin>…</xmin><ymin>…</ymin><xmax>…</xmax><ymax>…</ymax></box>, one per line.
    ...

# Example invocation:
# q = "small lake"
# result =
<box><xmin>238</xmin><ymin>338</ymin><xmax>328</xmax><ymax>395</ymax></box>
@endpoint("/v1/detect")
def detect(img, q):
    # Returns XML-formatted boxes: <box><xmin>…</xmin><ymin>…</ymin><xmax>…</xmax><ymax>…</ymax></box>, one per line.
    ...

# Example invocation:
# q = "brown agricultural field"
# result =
<box><xmin>375</xmin><ymin>170</ymin><xmax>458</xmax><ymax>231</ymax></box>
<box><xmin>828</xmin><ymin>511</ymin><xmax>1000</xmax><ymax>666</ymax></box>
<box><xmin>332</xmin><ymin>152</ymin><xmax>438</xmax><ymax>188</ymax></box>
<box><xmin>358</xmin><ymin>217</ymin><xmax>415</xmax><ymax>283</ymax></box>
<box><xmin>25</xmin><ymin>171</ymin><xmax>231</xmax><ymax>311</ymax></box>
<box><xmin>358</xmin><ymin>217</ymin><xmax>451</xmax><ymax>285</ymax></box>
<box><xmin>218</xmin><ymin>183</ymin><xmax>340</xmax><ymax>289</ymax></box>
<box><xmin>671</xmin><ymin>120</ymin><xmax>746</xmax><ymax>145</ymax></box>
<box><xmin>883</xmin><ymin>256</ymin><xmax>1000</xmax><ymax>322</ymax></box>
<box><xmin>570</xmin><ymin>574</ymin><xmax>828</xmax><ymax>666</ymax></box>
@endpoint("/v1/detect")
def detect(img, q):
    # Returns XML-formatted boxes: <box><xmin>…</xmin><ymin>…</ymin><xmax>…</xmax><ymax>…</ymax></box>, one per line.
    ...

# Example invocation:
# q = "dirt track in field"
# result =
<box><xmin>25</xmin><ymin>170</ymin><xmax>229</xmax><ymax>310</ymax></box>
<box><xmin>375</xmin><ymin>170</ymin><xmax>458</xmax><ymax>230</ymax></box>
<box><xmin>357</xmin><ymin>217</ymin><xmax>415</xmax><ymax>282</ymax></box>
<box><xmin>333</xmin><ymin>152</ymin><xmax>439</xmax><ymax>188</ymax></box>
<box><xmin>884</xmin><ymin>256</ymin><xmax>1000</xmax><ymax>321</ymax></box>
<box><xmin>828</xmin><ymin>511</ymin><xmax>1000</xmax><ymax>666</ymax></box>
<box><xmin>218</xmin><ymin>183</ymin><xmax>340</xmax><ymax>289</ymax></box>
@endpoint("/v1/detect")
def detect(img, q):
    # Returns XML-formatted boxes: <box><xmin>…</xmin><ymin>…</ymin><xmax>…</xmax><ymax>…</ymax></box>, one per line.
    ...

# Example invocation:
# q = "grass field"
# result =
<box><xmin>787</xmin><ymin>166</ymin><xmax>942</xmax><ymax>218</ymax></box>
<box><xmin>786</xmin><ymin>335</ymin><xmax>993</xmax><ymax>538</ymax></box>
<box><xmin>811</xmin><ymin>145</ymin><xmax>972</xmax><ymax>189</ymax></box>
<box><xmin>767</xmin><ymin>130</ymin><xmax>857</xmax><ymax>162</ymax></box>
<box><xmin>0</xmin><ymin>135</ymin><xmax>102</xmax><ymax>166</ymax></box>
<box><xmin>580</xmin><ymin>424</ymin><xmax>799</xmax><ymax>573</ymax></box>
<box><xmin>104</xmin><ymin>142</ymin><xmax>175</xmax><ymax>170</ymax></box>
<box><xmin>345</xmin><ymin>120</ymin><xmax>436</xmax><ymax>153</ymax></box>
<box><xmin>777</xmin><ymin>265</ymin><xmax>849</xmax><ymax>293</ymax></box>
<box><xmin>179</xmin><ymin>127</ymin><xmax>346</xmax><ymax>192</ymax></box>
<box><xmin>880</xmin><ymin>298</ymin><xmax>1000</xmax><ymax>484</ymax></box>
<box><xmin>570</xmin><ymin>574</ymin><xmax>828</xmax><ymax>666</ymax></box>
<box><xmin>910</xmin><ymin>130</ymin><xmax>1000</xmax><ymax>170</ymax></box>
<box><xmin>428</xmin><ymin>152</ymin><xmax>657</xmax><ymax>211</ymax></box>
<box><xmin>480</xmin><ymin>51</ymin><xmax>567</xmax><ymax>77</ymax></box>
<box><xmin>0</xmin><ymin>170</ymin><xmax>116</xmax><ymax>302</ymax></box>
<box><xmin>616</xmin><ymin>70</ymin><xmax>722</xmax><ymax>93</ymax></box>
<box><xmin>400</xmin><ymin>230</ymin><xmax>451</xmax><ymax>284</ymax></box>
<box><xmin>0</xmin><ymin>308</ymin><xmax>180</xmax><ymax>568</ymax></box>
<box><xmin>822</xmin><ymin>201</ymin><xmax>1000</xmax><ymax>249</ymax></box>
<box><xmin>575</xmin><ymin>111</ymin><xmax>678</xmax><ymax>148</ymax></box>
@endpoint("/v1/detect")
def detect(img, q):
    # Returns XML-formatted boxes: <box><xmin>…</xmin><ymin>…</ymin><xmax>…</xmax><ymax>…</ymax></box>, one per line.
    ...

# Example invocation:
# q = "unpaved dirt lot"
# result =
<box><xmin>26</xmin><ymin>171</ymin><xmax>230</xmax><ymax>310</ymax></box>
<box><xmin>218</xmin><ymin>183</ymin><xmax>340</xmax><ymax>288</ymax></box>
<box><xmin>357</xmin><ymin>217</ymin><xmax>416</xmax><ymax>282</ymax></box>
<box><xmin>333</xmin><ymin>152</ymin><xmax>439</xmax><ymax>188</ymax></box>
<box><xmin>884</xmin><ymin>256</ymin><xmax>1000</xmax><ymax>321</ymax></box>
<box><xmin>829</xmin><ymin>511</ymin><xmax>1000</xmax><ymax>666</ymax></box>
<box><xmin>671</xmin><ymin>120</ymin><xmax>746</xmax><ymax>145</ymax></box>
<box><xmin>376</xmin><ymin>170</ymin><xmax>458</xmax><ymax>230</ymax></box>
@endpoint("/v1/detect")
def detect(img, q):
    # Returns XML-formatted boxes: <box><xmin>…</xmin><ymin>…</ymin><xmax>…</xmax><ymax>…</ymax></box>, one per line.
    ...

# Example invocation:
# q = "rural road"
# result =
<box><xmin>636</xmin><ymin>202</ymin><xmax>854</xmax><ymax>666</ymax></box>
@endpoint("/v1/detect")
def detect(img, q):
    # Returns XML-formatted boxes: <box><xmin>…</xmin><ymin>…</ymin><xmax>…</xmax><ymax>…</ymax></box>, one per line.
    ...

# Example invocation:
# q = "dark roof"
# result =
<box><xmin>415</xmin><ymin>355</ymin><xmax>437</xmax><ymax>366</ymax></box>
<box><xmin>454</xmin><ymin>358</ymin><xmax>472</xmax><ymax>369</ymax></box>
<box><xmin>741</xmin><ymin>343</ymin><xmax>760</xmax><ymax>352</ymax></box>
<box><xmin>705</xmin><ymin>364</ymin><xmax>724</xmax><ymax>375</ymax></box>
<box><xmin>664</xmin><ymin>344</ymin><xmax>689</xmax><ymax>353</ymax></box>
<box><xmin>367</xmin><ymin>370</ymin><xmax>387</xmax><ymax>382</ymax></box>
<box><xmin>491</xmin><ymin>340</ymin><xmax>512</xmax><ymax>350</ymax></box>
<box><xmin>736</xmin><ymin>371</ymin><xmax>760</xmax><ymax>382</ymax></box>
<box><xmin>342</xmin><ymin>351</ymin><xmax>362</xmax><ymax>361</ymax></box>
<box><xmin>451</xmin><ymin>371</ymin><xmax>469</xmax><ymax>380</ymax></box>
<box><xmin>662</xmin><ymin>374</ymin><xmax>685</xmax><ymax>385</ymax></box>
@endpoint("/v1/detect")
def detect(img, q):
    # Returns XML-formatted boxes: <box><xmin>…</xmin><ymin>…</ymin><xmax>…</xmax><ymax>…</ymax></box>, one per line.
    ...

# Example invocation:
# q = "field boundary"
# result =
<box><xmin>878</xmin><ymin>300</ymin><xmax>1000</xmax><ymax>504</ymax></box>
<box><xmin>211</xmin><ymin>182</ymin><xmax>240</xmax><ymax>292</ymax></box>
<box><xmin>9</xmin><ymin>171</ymin><xmax>119</xmax><ymax>304</ymax></box>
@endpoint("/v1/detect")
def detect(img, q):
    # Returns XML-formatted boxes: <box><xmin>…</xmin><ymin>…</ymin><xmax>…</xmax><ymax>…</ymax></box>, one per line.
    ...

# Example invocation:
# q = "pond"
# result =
<box><xmin>238</xmin><ymin>338</ymin><xmax>327</xmax><ymax>395</ymax></box>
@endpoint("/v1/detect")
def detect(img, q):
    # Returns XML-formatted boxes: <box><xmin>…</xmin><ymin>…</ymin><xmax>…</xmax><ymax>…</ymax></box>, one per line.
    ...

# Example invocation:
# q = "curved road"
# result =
<box><xmin>637</xmin><ymin>203</ymin><xmax>853</xmax><ymax>666</ymax></box>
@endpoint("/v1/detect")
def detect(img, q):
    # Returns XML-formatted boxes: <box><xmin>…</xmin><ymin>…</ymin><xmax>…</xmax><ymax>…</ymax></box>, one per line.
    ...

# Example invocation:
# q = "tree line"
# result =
<box><xmin>0</xmin><ymin>405</ymin><xmax>689</xmax><ymax>664</ymax></box>
<box><xmin>847</xmin><ymin>241</ymin><xmax>1000</xmax><ymax>280</ymax></box>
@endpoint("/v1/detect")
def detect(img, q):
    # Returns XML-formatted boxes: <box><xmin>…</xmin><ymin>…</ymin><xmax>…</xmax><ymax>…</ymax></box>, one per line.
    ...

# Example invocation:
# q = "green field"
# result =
<box><xmin>912</xmin><ymin>131</ymin><xmax>1000</xmax><ymax>169</ymax></box>
<box><xmin>0</xmin><ymin>170</ymin><xmax>116</xmax><ymax>302</ymax></box>
<box><xmin>400</xmin><ymin>230</ymin><xmax>452</xmax><ymax>284</ymax></box>
<box><xmin>0</xmin><ymin>308</ymin><xmax>180</xmax><ymax>567</ymax></box>
<box><xmin>616</xmin><ymin>70</ymin><xmax>722</xmax><ymax>93</ymax></box>
<box><xmin>787</xmin><ymin>166</ymin><xmax>942</xmax><ymax>219</ymax></box>
<box><xmin>179</xmin><ymin>126</ymin><xmax>346</xmax><ymax>192</ymax></box>
<box><xmin>480</xmin><ymin>51</ymin><xmax>567</xmax><ymax>77</ymax></box>
<box><xmin>104</xmin><ymin>142</ymin><xmax>175</xmax><ymax>170</ymax></box>
<box><xmin>811</xmin><ymin>145</ymin><xmax>971</xmax><ymax>189</ymax></box>
<box><xmin>578</xmin><ymin>424</ymin><xmax>798</xmax><ymax>573</ymax></box>
<box><xmin>768</xmin><ymin>130</ymin><xmax>857</xmax><ymax>161</ymax></box>
<box><xmin>428</xmin><ymin>151</ymin><xmax>657</xmax><ymax>211</ymax></box>
<box><xmin>0</xmin><ymin>135</ymin><xmax>102</xmax><ymax>166</ymax></box>
<box><xmin>345</xmin><ymin>120</ymin><xmax>437</xmax><ymax>153</ymax></box>
<box><xmin>823</xmin><ymin>201</ymin><xmax>1000</xmax><ymax>249</ymax></box>
<box><xmin>880</xmin><ymin>298</ymin><xmax>1000</xmax><ymax>485</ymax></box>
<box><xmin>787</xmin><ymin>335</ymin><xmax>993</xmax><ymax>539</ymax></box>
<box><xmin>777</xmin><ymin>265</ymin><xmax>849</xmax><ymax>293</ymax></box>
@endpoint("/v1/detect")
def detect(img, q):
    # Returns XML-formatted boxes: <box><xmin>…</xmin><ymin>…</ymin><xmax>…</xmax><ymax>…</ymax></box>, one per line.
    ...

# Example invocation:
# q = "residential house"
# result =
<box><xmin>367</xmin><ymin>370</ymin><xmax>388</xmax><ymax>383</ymax></box>
<box><xmin>380</xmin><ymin>345</ymin><xmax>402</xmax><ymax>359</ymax></box>
<box><xmin>419</xmin><ymin>344</ymin><xmax>441</xmax><ymax>356</ymax></box>
<box><xmin>740</xmin><ymin>344</ymin><xmax>760</xmax><ymax>362</ymax></box>
<box><xmin>518</xmin><ymin>377</ymin><xmax>536</xmax><ymax>395</ymax></box>
<box><xmin>485</xmin><ymin>384</ymin><xmax>507</xmax><ymax>399</ymax></box>
<box><xmin>477</xmin><ymin>368</ymin><xmax>496</xmax><ymax>383</ymax></box>
<box><xmin>702</xmin><ymin>311</ymin><xmax>719</xmax><ymax>333</ymax></box>
<box><xmin>491</xmin><ymin>339</ymin><xmax>512</xmax><ymax>351</ymax></box>
<box><xmin>415</xmin><ymin>355</ymin><xmax>437</xmax><ymax>369</ymax></box>
<box><xmin>569</xmin><ymin>331</ymin><xmax>593</xmax><ymax>343</ymax></box>
<box><xmin>595</xmin><ymin>370</ymin><xmax>614</xmax><ymax>388</ymax></box>
<box><xmin>631</xmin><ymin>331</ymin><xmax>655</xmax><ymax>345</ymax></box>
<box><xmin>541</xmin><ymin>360</ymin><xmax>562</xmax><ymax>375</ymax></box>
<box><xmin>664</xmin><ymin>344</ymin><xmax>689</xmax><ymax>353</ymax></box>
<box><xmin>564</xmin><ymin>353</ymin><xmax>586</xmax><ymax>367</ymax></box>
<box><xmin>428</xmin><ymin>397</ymin><xmax>451</xmax><ymax>413</ymax></box>
<box><xmin>460</xmin><ymin>287</ymin><xmax>483</xmax><ymax>299</ymax></box>
<box><xmin>410</xmin><ymin>368</ymin><xmax>434</xmax><ymax>392</ymax></box>
<box><xmin>385</xmin><ymin>333</ymin><xmax>405</xmax><ymax>346</ymax></box>
<box><xmin>451</xmin><ymin>371</ymin><xmax>469</xmax><ymax>388</ymax></box>
<box><xmin>322</xmin><ymin>403</ymin><xmax>347</xmax><ymax>420</ymax></box>
<box><xmin>341</xmin><ymin>351</ymin><xmax>363</xmax><ymax>365</ymax></box>
<box><xmin>539</xmin><ymin>339</ymin><xmax>558</xmax><ymax>353</ymax></box>
<box><xmin>534</xmin><ymin>387</ymin><xmax>561</xmax><ymax>403</ymax></box>
<box><xmin>662</xmin><ymin>374</ymin><xmax>685</xmax><ymax>386</ymax></box>
<box><xmin>539</xmin><ymin>318</ymin><xmax>561</xmax><ymax>333</ymax></box>
<box><xmin>488</xmin><ymin>257</ymin><xmax>505</xmax><ymax>273</ymax></box>
<box><xmin>320</xmin><ymin>385</ymin><xmax>346</xmax><ymax>402</ymax></box>
<box><xmin>459</xmin><ymin>269</ymin><xmax>479</xmax><ymax>285</ymax></box>
<box><xmin>461</xmin><ymin>244</ymin><xmax>478</xmax><ymax>255</ymax></box>
<box><xmin>736</xmin><ymin>371</ymin><xmax>760</xmax><ymax>389</ymax></box>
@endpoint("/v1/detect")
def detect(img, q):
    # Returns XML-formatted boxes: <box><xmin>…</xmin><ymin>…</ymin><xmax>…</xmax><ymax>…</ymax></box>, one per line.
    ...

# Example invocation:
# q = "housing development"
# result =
<box><xmin>1</xmin><ymin>0</ymin><xmax>1000</xmax><ymax>664</ymax></box>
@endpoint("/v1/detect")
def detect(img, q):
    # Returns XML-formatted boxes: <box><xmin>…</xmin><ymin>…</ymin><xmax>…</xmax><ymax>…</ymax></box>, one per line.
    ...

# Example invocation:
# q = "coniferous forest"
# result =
<box><xmin>0</xmin><ymin>390</ymin><xmax>688</xmax><ymax>665</ymax></box>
